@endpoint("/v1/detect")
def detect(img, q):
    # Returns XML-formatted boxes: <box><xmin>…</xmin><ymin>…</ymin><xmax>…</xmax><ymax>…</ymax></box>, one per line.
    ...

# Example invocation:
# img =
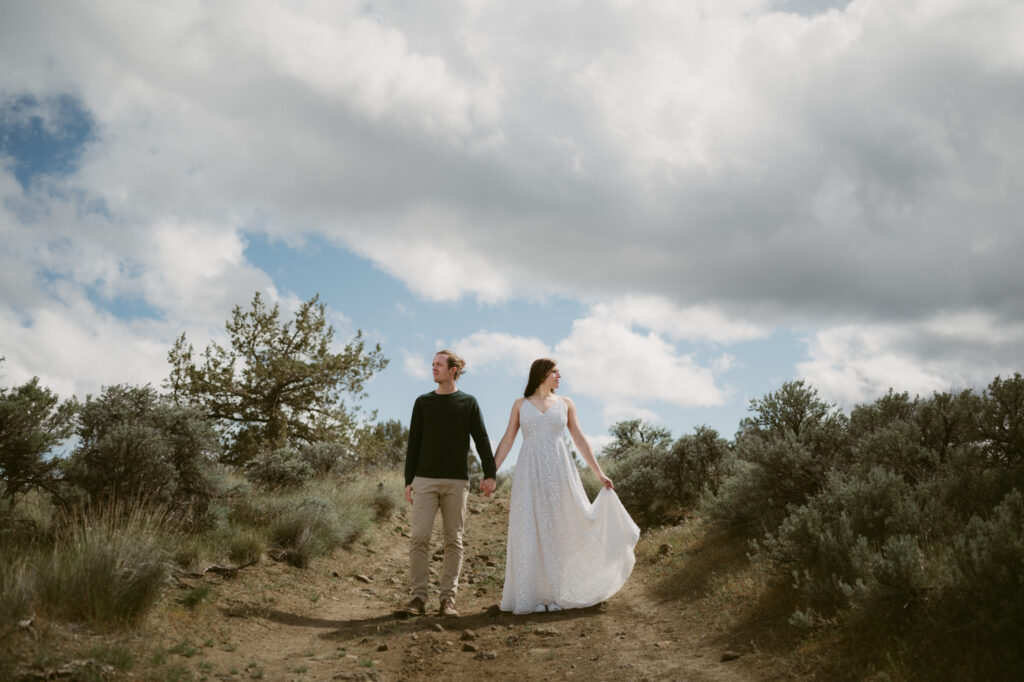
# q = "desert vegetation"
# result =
<box><xmin>0</xmin><ymin>295</ymin><xmax>406</xmax><ymax>679</ymax></box>
<box><xmin>606</xmin><ymin>374</ymin><xmax>1024</xmax><ymax>680</ymax></box>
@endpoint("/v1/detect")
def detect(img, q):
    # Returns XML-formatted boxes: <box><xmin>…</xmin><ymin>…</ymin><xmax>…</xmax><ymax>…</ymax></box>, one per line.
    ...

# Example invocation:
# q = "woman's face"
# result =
<box><xmin>544</xmin><ymin>366</ymin><xmax>561</xmax><ymax>389</ymax></box>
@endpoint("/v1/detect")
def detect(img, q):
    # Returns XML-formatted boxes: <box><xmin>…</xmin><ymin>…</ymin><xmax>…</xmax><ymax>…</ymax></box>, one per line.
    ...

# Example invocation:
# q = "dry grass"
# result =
<box><xmin>33</xmin><ymin>502</ymin><xmax>173</xmax><ymax>627</ymax></box>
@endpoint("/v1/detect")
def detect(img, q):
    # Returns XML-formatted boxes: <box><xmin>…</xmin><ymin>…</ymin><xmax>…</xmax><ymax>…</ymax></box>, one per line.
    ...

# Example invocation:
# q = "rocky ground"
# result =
<box><xmin>14</xmin><ymin>491</ymin><xmax>767</xmax><ymax>681</ymax></box>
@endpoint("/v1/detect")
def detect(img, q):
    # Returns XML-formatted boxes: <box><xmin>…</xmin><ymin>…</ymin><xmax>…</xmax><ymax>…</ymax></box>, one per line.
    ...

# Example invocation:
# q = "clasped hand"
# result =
<box><xmin>479</xmin><ymin>477</ymin><xmax>497</xmax><ymax>497</ymax></box>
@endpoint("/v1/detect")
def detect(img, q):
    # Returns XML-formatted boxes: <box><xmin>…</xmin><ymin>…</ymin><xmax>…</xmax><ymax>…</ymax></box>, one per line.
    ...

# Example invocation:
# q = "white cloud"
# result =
<box><xmin>401</xmin><ymin>350</ymin><xmax>431</xmax><ymax>381</ymax></box>
<box><xmin>452</xmin><ymin>301</ymin><xmax>734</xmax><ymax>425</ymax></box>
<box><xmin>139</xmin><ymin>222</ymin><xmax>276</xmax><ymax>324</ymax></box>
<box><xmin>797</xmin><ymin>313</ymin><xmax>1024</xmax><ymax>407</ymax></box>
<box><xmin>454</xmin><ymin>331</ymin><xmax>550</xmax><ymax>378</ymax></box>
<box><xmin>554</xmin><ymin>313</ymin><xmax>728</xmax><ymax>410</ymax></box>
<box><xmin>590</xmin><ymin>296</ymin><xmax>771</xmax><ymax>344</ymax></box>
<box><xmin>0</xmin><ymin>296</ymin><xmax>174</xmax><ymax>398</ymax></box>
<box><xmin>343</xmin><ymin>216</ymin><xmax>514</xmax><ymax>303</ymax></box>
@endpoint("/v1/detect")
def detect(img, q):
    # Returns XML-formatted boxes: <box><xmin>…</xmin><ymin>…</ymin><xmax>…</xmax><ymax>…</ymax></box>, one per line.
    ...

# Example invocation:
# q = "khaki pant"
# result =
<box><xmin>409</xmin><ymin>477</ymin><xmax>470</xmax><ymax>603</ymax></box>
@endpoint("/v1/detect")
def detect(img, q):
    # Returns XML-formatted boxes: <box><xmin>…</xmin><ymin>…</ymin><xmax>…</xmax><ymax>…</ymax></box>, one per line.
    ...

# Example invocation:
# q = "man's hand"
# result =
<box><xmin>479</xmin><ymin>478</ymin><xmax>496</xmax><ymax>497</ymax></box>
<box><xmin>405</xmin><ymin>484</ymin><xmax>413</xmax><ymax>505</ymax></box>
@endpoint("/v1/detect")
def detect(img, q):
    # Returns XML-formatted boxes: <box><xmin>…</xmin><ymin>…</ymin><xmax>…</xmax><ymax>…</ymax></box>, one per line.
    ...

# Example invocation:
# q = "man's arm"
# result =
<box><xmin>404</xmin><ymin>398</ymin><xmax>423</xmax><ymax>503</ymax></box>
<box><xmin>469</xmin><ymin>398</ymin><xmax>497</xmax><ymax>483</ymax></box>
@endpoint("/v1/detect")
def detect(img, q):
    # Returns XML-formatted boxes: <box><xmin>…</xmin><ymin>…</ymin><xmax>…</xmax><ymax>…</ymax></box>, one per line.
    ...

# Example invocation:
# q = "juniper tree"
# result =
<box><xmin>166</xmin><ymin>292</ymin><xmax>387</xmax><ymax>463</ymax></box>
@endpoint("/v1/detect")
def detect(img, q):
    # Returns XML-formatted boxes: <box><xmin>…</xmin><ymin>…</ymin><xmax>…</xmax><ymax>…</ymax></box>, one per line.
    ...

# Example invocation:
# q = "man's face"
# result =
<box><xmin>432</xmin><ymin>354</ymin><xmax>456</xmax><ymax>384</ymax></box>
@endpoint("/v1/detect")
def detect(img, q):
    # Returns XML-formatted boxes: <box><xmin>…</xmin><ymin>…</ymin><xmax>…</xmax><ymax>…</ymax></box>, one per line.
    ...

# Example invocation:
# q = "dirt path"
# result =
<box><xmin>152</xmin><ymin>492</ymin><xmax>762</xmax><ymax>681</ymax></box>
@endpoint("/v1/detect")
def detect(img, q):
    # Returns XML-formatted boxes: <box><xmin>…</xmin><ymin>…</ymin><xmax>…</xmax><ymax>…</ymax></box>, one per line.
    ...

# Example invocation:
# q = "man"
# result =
<box><xmin>402</xmin><ymin>350</ymin><xmax>497</xmax><ymax>617</ymax></box>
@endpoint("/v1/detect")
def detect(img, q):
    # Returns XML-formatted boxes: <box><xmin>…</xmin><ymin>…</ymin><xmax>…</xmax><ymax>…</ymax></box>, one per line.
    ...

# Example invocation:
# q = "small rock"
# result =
<box><xmin>432</xmin><ymin>623</ymin><xmax>445</xmax><ymax>632</ymax></box>
<box><xmin>533</xmin><ymin>626</ymin><xmax>560</xmax><ymax>637</ymax></box>
<box><xmin>377</xmin><ymin>643</ymin><xmax>389</xmax><ymax>652</ymax></box>
<box><xmin>721</xmin><ymin>651</ymin><xmax>741</xmax><ymax>662</ymax></box>
<box><xmin>462</xmin><ymin>642</ymin><xmax>479</xmax><ymax>653</ymax></box>
<box><xmin>356</xmin><ymin>574</ymin><xmax>372</xmax><ymax>584</ymax></box>
<box><xmin>332</xmin><ymin>571</ymin><xmax>340</xmax><ymax>578</ymax></box>
<box><xmin>475</xmin><ymin>650</ymin><xmax>498</xmax><ymax>660</ymax></box>
<box><xmin>460</xmin><ymin>630</ymin><xmax>477</xmax><ymax>641</ymax></box>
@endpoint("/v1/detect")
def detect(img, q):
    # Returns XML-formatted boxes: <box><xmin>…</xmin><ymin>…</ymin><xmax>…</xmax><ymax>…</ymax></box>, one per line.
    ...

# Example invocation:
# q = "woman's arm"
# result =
<box><xmin>565</xmin><ymin>396</ymin><xmax>613</xmax><ymax>489</ymax></box>
<box><xmin>492</xmin><ymin>398</ymin><xmax>523</xmax><ymax>472</ymax></box>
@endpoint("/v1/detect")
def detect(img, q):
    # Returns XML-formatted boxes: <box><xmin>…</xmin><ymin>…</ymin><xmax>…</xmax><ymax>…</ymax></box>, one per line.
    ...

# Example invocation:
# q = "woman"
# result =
<box><xmin>489</xmin><ymin>358</ymin><xmax>640</xmax><ymax>614</ymax></box>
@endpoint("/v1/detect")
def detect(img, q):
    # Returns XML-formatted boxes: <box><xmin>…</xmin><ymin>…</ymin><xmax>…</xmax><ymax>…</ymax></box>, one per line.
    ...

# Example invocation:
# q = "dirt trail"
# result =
<box><xmin>153</xmin><ymin>492</ymin><xmax>761</xmax><ymax>681</ymax></box>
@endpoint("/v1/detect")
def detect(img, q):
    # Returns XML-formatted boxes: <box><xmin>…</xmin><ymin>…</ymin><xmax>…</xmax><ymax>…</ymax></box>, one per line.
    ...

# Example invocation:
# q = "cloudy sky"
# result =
<box><xmin>2</xmin><ymin>0</ymin><xmax>1022</xmax><ymax>460</ymax></box>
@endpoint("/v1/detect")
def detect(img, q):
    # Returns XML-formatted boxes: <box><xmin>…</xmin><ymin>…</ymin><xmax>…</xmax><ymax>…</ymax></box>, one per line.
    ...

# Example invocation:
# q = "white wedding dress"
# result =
<box><xmin>500</xmin><ymin>397</ymin><xmax>640</xmax><ymax>614</ymax></box>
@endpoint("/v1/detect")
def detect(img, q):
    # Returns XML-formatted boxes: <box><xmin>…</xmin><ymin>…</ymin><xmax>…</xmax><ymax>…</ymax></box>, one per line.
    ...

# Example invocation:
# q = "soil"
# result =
<box><xmin>14</xmin><ymin>491</ymin><xmax>766</xmax><ymax>681</ymax></box>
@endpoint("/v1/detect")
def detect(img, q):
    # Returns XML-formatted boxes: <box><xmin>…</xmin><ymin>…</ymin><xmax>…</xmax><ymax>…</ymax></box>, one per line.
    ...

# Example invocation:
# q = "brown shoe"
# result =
<box><xmin>438</xmin><ymin>598</ymin><xmax>459</xmax><ymax>617</ymax></box>
<box><xmin>400</xmin><ymin>597</ymin><xmax>426</xmax><ymax>617</ymax></box>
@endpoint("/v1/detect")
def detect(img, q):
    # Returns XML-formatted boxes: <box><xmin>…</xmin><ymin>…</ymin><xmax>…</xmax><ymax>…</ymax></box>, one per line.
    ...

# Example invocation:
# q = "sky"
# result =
<box><xmin>2</xmin><ymin>0</ymin><xmax>1022</xmax><ymax>464</ymax></box>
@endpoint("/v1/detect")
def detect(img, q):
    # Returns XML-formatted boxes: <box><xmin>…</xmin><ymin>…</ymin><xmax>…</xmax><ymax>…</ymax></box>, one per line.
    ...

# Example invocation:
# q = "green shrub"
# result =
<box><xmin>758</xmin><ymin>467</ymin><xmax>927</xmax><ymax>613</ymax></box>
<box><xmin>0</xmin><ymin>376</ymin><xmax>77</xmax><ymax>507</ymax></box>
<box><xmin>608</xmin><ymin>426</ymin><xmax>728</xmax><ymax>527</ymax></box>
<box><xmin>707</xmin><ymin>381</ymin><xmax>847</xmax><ymax>533</ymax></box>
<box><xmin>355</xmin><ymin>418</ymin><xmax>408</xmax><ymax>470</ymax></box>
<box><xmin>299</xmin><ymin>442</ymin><xmax>344</xmax><ymax>477</ymax></box>
<box><xmin>33</xmin><ymin>504</ymin><xmax>173</xmax><ymax>626</ymax></box>
<box><xmin>706</xmin><ymin>434</ymin><xmax>826</xmax><ymax>532</ymax></box>
<box><xmin>578</xmin><ymin>466</ymin><xmax>602</xmax><ymax>502</ymax></box>
<box><xmin>947</xmin><ymin>489</ymin><xmax>1024</xmax><ymax>643</ymax></box>
<box><xmin>244</xmin><ymin>447</ymin><xmax>313</xmax><ymax>489</ymax></box>
<box><xmin>607</xmin><ymin>443</ymin><xmax>676</xmax><ymax>527</ymax></box>
<box><xmin>60</xmin><ymin>385</ymin><xmax>218</xmax><ymax>526</ymax></box>
<box><xmin>850</xmin><ymin>421</ymin><xmax>939</xmax><ymax>483</ymax></box>
<box><xmin>977</xmin><ymin>373</ymin><xmax>1024</xmax><ymax>468</ymax></box>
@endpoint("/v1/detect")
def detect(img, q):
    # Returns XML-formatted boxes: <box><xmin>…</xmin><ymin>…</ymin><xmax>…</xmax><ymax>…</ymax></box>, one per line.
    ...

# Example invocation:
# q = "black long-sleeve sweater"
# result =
<box><xmin>404</xmin><ymin>390</ymin><xmax>497</xmax><ymax>486</ymax></box>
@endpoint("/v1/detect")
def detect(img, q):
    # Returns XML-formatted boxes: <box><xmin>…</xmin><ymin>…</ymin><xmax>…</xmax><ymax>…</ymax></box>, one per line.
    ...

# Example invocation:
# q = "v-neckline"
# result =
<box><xmin>525</xmin><ymin>397</ymin><xmax>559</xmax><ymax>416</ymax></box>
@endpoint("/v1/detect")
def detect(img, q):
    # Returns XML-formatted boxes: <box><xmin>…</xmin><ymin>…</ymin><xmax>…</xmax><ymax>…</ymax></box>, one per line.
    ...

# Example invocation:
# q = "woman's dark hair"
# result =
<box><xmin>523</xmin><ymin>358</ymin><xmax>557</xmax><ymax>397</ymax></box>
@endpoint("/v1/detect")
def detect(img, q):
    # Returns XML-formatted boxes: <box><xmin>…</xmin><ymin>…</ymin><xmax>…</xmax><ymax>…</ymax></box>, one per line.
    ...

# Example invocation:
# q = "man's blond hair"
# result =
<box><xmin>436</xmin><ymin>349</ymin><xmax>466</xmax><ymax>380</ymax></box>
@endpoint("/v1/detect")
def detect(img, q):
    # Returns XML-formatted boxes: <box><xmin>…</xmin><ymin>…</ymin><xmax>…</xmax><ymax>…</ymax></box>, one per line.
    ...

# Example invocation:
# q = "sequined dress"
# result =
<box><xmin>500</xmin><ymin>397</ymin><xmax>640</xmax><ymax>614</ymax></box>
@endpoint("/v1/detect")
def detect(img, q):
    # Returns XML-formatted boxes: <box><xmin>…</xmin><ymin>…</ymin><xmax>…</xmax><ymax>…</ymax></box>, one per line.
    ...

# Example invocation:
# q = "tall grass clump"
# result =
<box><xmin>256</xmin><ymin>474</ymin><xmax>402</xmax><ymax>568</ymax></box>
<box><xmin>0</xmin><ymin>558</ymin><xmax>29</xmax><ymax>638</ymax></box>
<box><xmin>33</xmin><ymin>503</ymin><xmax>173</xmax><ymax>627</ymax></box>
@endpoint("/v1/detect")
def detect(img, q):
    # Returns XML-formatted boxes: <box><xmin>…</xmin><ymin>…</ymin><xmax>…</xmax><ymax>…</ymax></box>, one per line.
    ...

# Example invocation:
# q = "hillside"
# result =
<box><xmin>7</xmin><ymin>489</ymin><xmax>764</xmax><ymax>681</ymax></box>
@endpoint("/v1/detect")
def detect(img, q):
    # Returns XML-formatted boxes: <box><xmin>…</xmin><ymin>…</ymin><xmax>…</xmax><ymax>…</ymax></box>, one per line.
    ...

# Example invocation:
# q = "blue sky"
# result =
<box><xmin>2</xmin><ymin>1</ymin><xmax>1023</xmax><ymax>464</ymax></box>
